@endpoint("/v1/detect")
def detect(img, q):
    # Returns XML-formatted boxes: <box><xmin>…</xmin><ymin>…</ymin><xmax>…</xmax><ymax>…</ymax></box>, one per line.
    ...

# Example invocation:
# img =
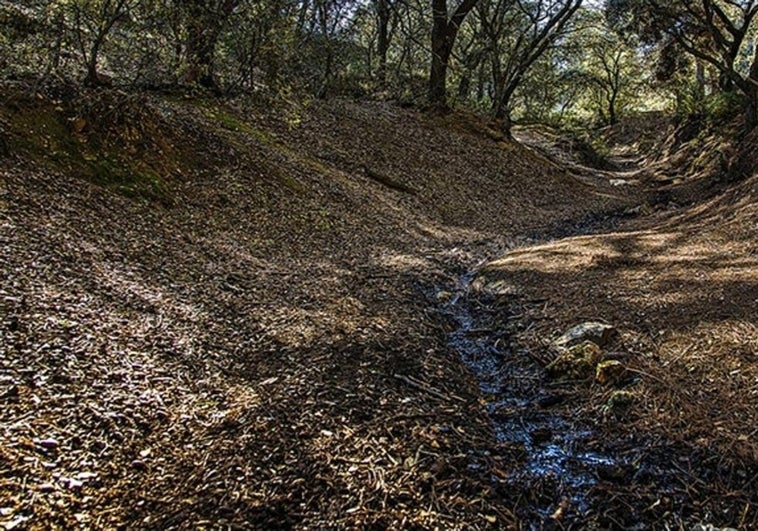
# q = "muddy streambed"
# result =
<box><xmin>441</xmin><ymin>270</ymin><xmax>628</xmax><ymax>525</ymax></box>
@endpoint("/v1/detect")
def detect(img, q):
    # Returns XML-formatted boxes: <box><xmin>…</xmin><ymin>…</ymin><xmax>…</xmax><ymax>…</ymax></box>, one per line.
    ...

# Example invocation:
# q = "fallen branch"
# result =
<box><xmin>363</xmin><ymin>166</ymin><xmax>418</xmax><ymax>195</ymax></box>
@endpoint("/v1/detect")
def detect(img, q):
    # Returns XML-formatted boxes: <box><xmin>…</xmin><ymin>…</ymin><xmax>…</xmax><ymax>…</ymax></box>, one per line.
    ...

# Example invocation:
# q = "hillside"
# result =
<box><xmin>476</xmin><ymin>172</ymin><xmax>758</xmax><ymax>527</ymax></box>
<box><xmin>1</xmin><ymin>85</ymin><xmax>756</xmax><ymax>529</ymax></box>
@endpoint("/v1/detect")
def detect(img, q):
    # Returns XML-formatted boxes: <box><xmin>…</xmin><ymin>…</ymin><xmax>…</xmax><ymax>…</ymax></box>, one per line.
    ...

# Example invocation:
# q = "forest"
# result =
<box><xmin>2</xmin><ymin>0</ymin><xmax>758</xmax><ymax>128</ymax></box>
<box><xmin>1</xmin><ymin>0</ymin><xmax>757</xmax><ymax>529</ymax></box>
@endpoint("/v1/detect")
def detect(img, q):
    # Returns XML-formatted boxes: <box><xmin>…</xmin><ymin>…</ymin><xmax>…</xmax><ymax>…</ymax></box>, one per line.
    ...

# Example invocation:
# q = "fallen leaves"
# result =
<box><xmin>3</xmin><ymin>87</ymin><xmax>754</xmax><ymax>529</ymax></box>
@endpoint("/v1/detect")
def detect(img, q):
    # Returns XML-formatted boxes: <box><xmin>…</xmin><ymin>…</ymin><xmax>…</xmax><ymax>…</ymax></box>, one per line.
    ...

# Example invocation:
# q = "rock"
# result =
<box><xmin>536</xmin><ymin>393</ymin><xmax>566</xmax><ymax>408</ymax></box>
<box><xmin>435</xmin><ymin>291</ymin><xmax>453</xmax><ymax>302</ymax></box>
<box><xmin>530</xmin><ymin>428</ymin><xmax>552</xmax><ymax>443</ymax></box>
<box><xmin>546</xmin><ymin>341</ymin><xmax>603</xmax><ymax>379</ymax></box>
<box><xmin>691</xmin><ymin>525</ymin><xmax>738</xmax><ymax>531</ymax></box>
<box><xmin>596</xmin><ymin>463</ymin><xmax>631</xmax><ymax>481</ymax></box>
<box><xmin>604</xmin><ymin>391</ymin><xmax>635</xmax><ymax>414</ymax></box>
<box><xmin>71</xmin><ymin>117</ymin><xmax>88</xmax><ymax>134</ymax></box>
<box><xmin>609</xmin><ymin>178</ymin><xmax>641</xmax><ymax>187</ymax></box>
<box><xmin>2</xmin><ymin>515</ymin><xmax>31</xmax><ymax>530</ymax></box>
<box><xmin>0</xmin><ymin>385</ymin><xmax>19</xmax><ymax>400</ymax></box>
<box><xmin>556</xmin><ymin>322</ymin><xmax>617</xmax><ymax>349</ymax></box>
<box><xmin>480</xmin><ymin>279</ymin><xmax>519</xmax><ymax>298</ymax></box>
<box><xmin>596</xmin><ymin>360</ymin><xmax>627</xmax><ymax>386</ymax></box>
<box><xmin>59</xmin><ymin>477</ymin><xmax>83</xmax><ymax>490</ymax></box>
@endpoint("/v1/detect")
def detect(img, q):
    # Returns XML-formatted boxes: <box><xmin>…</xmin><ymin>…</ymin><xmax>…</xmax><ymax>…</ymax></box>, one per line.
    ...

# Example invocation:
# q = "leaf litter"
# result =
<box><xmin>1</xmin><ymin>86</ymin><xmax>755</xmax><ymax>529</ymax></box>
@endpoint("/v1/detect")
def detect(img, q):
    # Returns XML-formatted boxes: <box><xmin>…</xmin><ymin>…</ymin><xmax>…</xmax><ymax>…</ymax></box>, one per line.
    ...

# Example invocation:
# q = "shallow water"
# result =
<box><xmin>445</xmin><ymin>271</ymin><xmax>625</xmax><ymax>522</ymax></box>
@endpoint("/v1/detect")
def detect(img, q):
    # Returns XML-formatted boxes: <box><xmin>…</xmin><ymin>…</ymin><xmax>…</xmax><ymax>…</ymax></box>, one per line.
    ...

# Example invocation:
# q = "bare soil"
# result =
<box><xmin>1</xmin><ymin>86</ymin><xmax>755</xmax><ymax>529</ymax></box>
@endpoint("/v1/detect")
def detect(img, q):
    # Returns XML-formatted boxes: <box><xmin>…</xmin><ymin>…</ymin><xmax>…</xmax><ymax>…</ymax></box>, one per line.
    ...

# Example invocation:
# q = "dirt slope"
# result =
<box><xmin>0</xmin><ymin>87</ymin><xmax>638</xmax><ymax>530</ymax></box>
<box><xmin>1</xmin><ymin>86</ymin><xmax>755</xmax><ymax>529</ymax></box>
<box><xmin>479</xmin><ymin>168</ymin><xmax>758</xmax><ymax>527</ymax></box>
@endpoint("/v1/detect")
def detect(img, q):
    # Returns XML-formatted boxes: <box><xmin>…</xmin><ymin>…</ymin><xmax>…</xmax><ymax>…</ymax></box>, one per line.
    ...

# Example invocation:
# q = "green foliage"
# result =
<box><xmin>0</xmin><ymin>0</ymin><xmax>749</xmax><ymax>135</ymax></box>
<box><xmin>703</xmin><ymin>91</ymin><xmax>744</xmax><ymax>122</ymax></box>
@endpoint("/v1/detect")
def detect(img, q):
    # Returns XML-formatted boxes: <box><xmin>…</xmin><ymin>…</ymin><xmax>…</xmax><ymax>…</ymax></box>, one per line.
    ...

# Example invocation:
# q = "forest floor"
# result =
<box><xmin>0</xmin><ymin>85</ymin><xmax>756</xmax><ymax>529</ymax></box>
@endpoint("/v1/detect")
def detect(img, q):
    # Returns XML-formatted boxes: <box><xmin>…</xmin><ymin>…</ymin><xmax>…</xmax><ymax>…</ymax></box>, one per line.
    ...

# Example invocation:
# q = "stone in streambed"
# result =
<box><xmin>596</xmin><ymin>360</ymin><xmax>627</xmax><ymax>386</ymax></box>
<box><xmin>530</xmin><ymin>428</ymin><xmax>553</xmax><ymax>443</ymax></box>
<box><xmin>555</xmin><ymin>322</ymin><xmax>617</xmax><ymax>349</ymax></box>
<box><xmin>536</xmin><ymin>392</ymin><xmax>567</xmax><ymax>408</ymax></box>
<box><xmin>34</xmin><ymin>438</ymin><xmax>59</xmax><ymax>450</ymax></box>
<box><xmin>546</xmin><ymin>341</ymin><xmax>603</xmax><ymax>379</ymax></box>
<box><xmin>603</xmin><ymin>390</ymin><xmax>636</xmax><ymax>415</ymax></box>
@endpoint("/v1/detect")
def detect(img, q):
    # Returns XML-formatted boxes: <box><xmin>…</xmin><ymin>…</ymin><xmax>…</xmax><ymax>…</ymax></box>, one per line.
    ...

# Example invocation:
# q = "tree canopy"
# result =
<box><xmin>2</xmin><ymin>0</ymin><xmax>757</xmax><ymax>131</ymax></box>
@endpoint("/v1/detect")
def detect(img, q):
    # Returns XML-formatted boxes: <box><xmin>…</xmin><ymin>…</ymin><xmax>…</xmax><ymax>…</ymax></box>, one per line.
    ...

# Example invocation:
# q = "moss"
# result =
<box><xmin>269</xmin><ymin>165</ymin><xmax>306</xmax><ymax>193</ymax></box>
<box><xmin>602</xmin><ymin>390</ymin><xmax>636</xmax><ymax>417</ymax></box>
<box><xmin>189</xmin><ymin>100</ymin><xmax>325</xmax><ymax>193</ymax></box>
<box><xmin>91</xmin><ymin>156</ymin><xmax>169</xmax><ymax>201</ymax></box>
<box><xmin>2</xmin><ymin>94</ymin><xmax>170</xmax><ymax>202</ymax></box>
<box><xmin>199</xmin><ymin>104</ymin><xmax>274</xmax><ymax>144</ymax></box>
<box><xmin>11</xmin><ymin>93</ymin><xmax>328</xmax><ymax>201</ymax></box>
<box><xmin>595</xmin><ymin>360</ymin><xmax>627</xmax><ymax>386</ymax></box>
<box><xmin>546</xmin><ymin>341</ymin><xmax>604</xmax><ymax>380</ymax></box>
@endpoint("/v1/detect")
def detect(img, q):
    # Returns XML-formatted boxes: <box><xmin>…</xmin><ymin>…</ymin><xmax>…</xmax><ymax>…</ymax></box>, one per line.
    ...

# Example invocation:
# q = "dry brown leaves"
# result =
<box><xmin>481</xmin><ymin>172</ymin><xmax>758</xmax><ymax>527</ymax></box>
<box><xmin>4</xmin><ymin>86</ymin><xmax>751</xmax><ymax>529</ymax></box>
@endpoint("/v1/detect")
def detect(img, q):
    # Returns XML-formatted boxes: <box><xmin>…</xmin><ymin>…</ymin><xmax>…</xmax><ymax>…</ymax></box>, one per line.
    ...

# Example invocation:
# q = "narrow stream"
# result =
<box><xmin>444</xmin><ymin>270</ymin><xmax>626</xmax><ymax>523</ymax></box>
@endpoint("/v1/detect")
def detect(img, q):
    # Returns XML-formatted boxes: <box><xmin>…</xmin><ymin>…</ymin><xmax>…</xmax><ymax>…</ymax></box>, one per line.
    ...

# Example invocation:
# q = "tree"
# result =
<box><xmin>182</xmin><ymin>0</ymin><xmax>241</xmax><ymax>90</ymax></box>
<box><xmin>578</xmin><ymin>9</ymin><xmax>644</xmax><ymax>125</ymax></box>
<box><xmin>610</xmin><ymin>0</ymin><xmax>758</xmax><ymax>131</ymax></box>
<box><xmin>429</xmin><ymin>0</ymin><xmax>481</xmax><ymax>108</ymax></box>
<box><xmin>511</xmin><ymin>46</ymin><xmax>584</xmax><ymax>125</ymax></box>
<box><xmin>66</xmin><ymin>0</ymin><xmax>139</xmax><ymax>86</ymax></box>
<box><xmin>476</xmin><ymin>0</ymin><xmax>583</xmax><ymax>127</ymax></box>
<box><xmin>374</xmin><ymin>0</ymin><xmax>399</xmax><ymax>86</ymax></box>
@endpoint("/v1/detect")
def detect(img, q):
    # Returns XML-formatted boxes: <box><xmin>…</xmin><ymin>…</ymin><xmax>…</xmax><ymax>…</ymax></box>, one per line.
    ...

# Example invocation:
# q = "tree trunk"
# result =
<box><xmin>428</xmin><ymin>0</ymin><xmax>480</xmax><ymax>108</ymax></box>
<box><xmin>376</xmin><ymin>0</ymin><xmax>390</xmax><ymax>87</ymax></box>
<box><xmin>744</xmin><ymin>47</ymin><xmax>758</xmax><ymax>132</ymax></box>
<box><xmin>457</xmin><ymin>74</ymin><xmax>470</xmax><ymax>100</ymax></box>
<box><xmin>183</xmin><ymin>0</ymin><xmax>238</xmax><ymax>92</ymax></box>
<box><xmin>318</xmin><ymin>51</ymin><xmax>333</xmax><ymax>98</ymax></box>
<box><xmin>493</xmin><ymin>78</ymin><xmax>516</xmax><ymax>121</ymax></box>
<box><xmin>745</xmin><ymin>95</ymin><xmax>757</xmax><ymax>132</ymax></box>
<box><xmin>695</xmin><ymin>60</ymin><xmax>706</xmax><ymax>101</ymax></box>
<box><xmin>476</xmin><ymin>62</ymin><xmax>485</xmax><ymax>102</ymax></box>
<box><xmin>429</xmin><ymin>47</ymin><xmax>452</xmax><ymax>108</ymax></box>
<box><xmin>185</xmin><ymin>21</ymin><xmax>219</xmax><ymax>90</ymax></box>
<box><xmin>84</xmin><ymin>52</ymin><xmax>100</xmax><ymax>87</ymax></box>
<box><xmin>84</xmin><ymin>34</ymin><xmax>106</xmax><ymax>87</ymax></box>
<box><xmin>608</xmin><ymin>89</ymin><xmax>619</xmax><ymax>126</ymax></box>
<box><xmin>492</xmin><ymin>81</ymin><xmax>514</xmax><ymax>136</ymax></box>
<box><xmin>44</xmin><ymin>11</ymin><xmax>65</xmax><ymax>78</ymax></box>
<box><xmin>429</xmin><ymin>16</ymin><xmax>455</xmax><ymax>108</ymax></box>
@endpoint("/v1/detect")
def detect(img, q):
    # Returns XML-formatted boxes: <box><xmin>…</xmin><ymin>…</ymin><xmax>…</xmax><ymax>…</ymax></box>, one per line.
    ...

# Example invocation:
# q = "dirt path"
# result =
<box><xmin>512</xmin><ymin>126</ymin><xmax>653</xmax><ymax>191</ymax></box>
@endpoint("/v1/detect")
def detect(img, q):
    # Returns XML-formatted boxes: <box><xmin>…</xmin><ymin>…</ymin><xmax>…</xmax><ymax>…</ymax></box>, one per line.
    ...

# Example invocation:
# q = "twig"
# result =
<box><xmin>670</xmin><ymin>461</ymin><xmax>706</xmax><ymax>490</ymax></box>
<box><xmin>393</xmin><ymin>373</ymin><xmax>464</xmax><ymax>402</ymax></box>
<box><xmin>742</xmin><ymin>470</ymin><xmax>758</xmax><ymax>490</ymax></box>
